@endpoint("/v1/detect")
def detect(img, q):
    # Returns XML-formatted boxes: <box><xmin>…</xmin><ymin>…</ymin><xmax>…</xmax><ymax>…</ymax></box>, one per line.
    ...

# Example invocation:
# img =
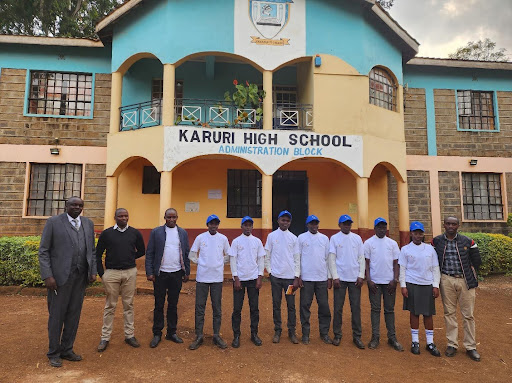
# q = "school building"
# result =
<box><xmin>1</xmin><ymin>0</ymin><xmax>511</xmax><ymax>247</ymax></box>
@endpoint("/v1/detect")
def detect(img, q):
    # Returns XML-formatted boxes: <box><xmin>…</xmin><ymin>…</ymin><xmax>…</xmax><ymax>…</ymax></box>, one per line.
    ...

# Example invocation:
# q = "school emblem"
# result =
<box><xmin>249</xmin><ymin>0</ymin><xmax>293</xmax><ymax>40</ymax></box>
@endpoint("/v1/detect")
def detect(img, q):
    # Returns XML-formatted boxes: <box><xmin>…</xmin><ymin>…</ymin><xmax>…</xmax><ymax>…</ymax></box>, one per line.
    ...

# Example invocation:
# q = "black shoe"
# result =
<box><xmin>125</xmin><ymin>337</ymin><xmax>140</xmax><ymax>348</ymax></box>
<box><xmin>272</xmin><ymin>331</ymin><xmax>281</xmax><ymax>344</ymax></box>
<box><xmin>60</xmin><ymin>351</ymin><xmax>82</xmax><ymax>361</ymax></box>
<box><xmin>368</xmin><ymin>336</ymin><xmax>379</xmax><ymax>349</ymax></box>
<box><xmin>466</xmin><ymin>349</ymin><xmax>481</xmax><ymax>362</ymax></box>
<box><xmin>353</xmin><ymin>338</ymin><xmax>365</xmax><ymax>349</ymax></box>
<box><xmin>332</xmin><ymin>336</ymin><xmax>341</xmax><ymax>347</ymax></box>
<box><xmin>411</xmin><ymin>342</ymin><xmax>420</xmax><ymax>355</ymax></box>
<box><xmin>189</xmin><ymin>336</ymin><xmax>204</xmax><ymax>350</ymax></box>
<box><xmin>213</xmin><ymin>335</ymin><xmax>228</xmax><ymax>349</ymax></box>
<box><xmin>150</xmin><ymin>335</ymin><xmax>161</xmax><ymax>348</ymax></box>
<box><xmin>320</xmin><ymin>335</ymin><xmax>332</xmax><ymax>345</ymax></box>
<box><xmin>445</xmin><ymin>346</ymin><xmax>457</xmax><ymax>357</ymax></box>
<box><xmin>48</xmin><ymin>357</ymin><xmax>62</xmax><ymax>367</ymax></box>
<box><xmin>166</xmin><ymin>333</ymin><xmax>183</xmax><ymax>343</ymax></box>
<box><xmin>426</xmin><ymin>343</ymin><xmax>441</xmax><ymax>357</ymax></box>
<box><xmin>388</xmin><ymin>338</ymin><xmax>404</xmax><ymax>352</ymax></box>
<box><xmin>289</xmin><ymin>332</ymin><xmax>299</xmax><ymax>344</ymax></box>
<box><xmin>251</xmin><ymin>333</ymin><xmax>262</xmax><ymax>346</ymax></box>
<box><xmin>97</xmin><ymin>340</ymin><xmax>109</xmax><ymax>352</ymax></box>
<box><xmin>301</xmin><ymin>335</ymin><xmax>310</xmax><ymax>345</ymax></box>
<box><xmin>232</xmin><ymin>336</ymin><xmax>240</xmax><ymax>348</ymax></box>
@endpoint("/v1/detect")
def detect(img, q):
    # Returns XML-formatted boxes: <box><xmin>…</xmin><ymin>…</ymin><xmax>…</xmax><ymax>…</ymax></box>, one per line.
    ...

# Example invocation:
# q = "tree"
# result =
<box><xmin>376</xmin><ymin>0</ymin><xmax>394</xmax><ymax>9</ymax></box>
<box><xmin>448</xmin><ymin>38</ymin><xmax>509</xmax><ymax>62</ymax></box>
<box><xmin>0</xmin><ymin>0</ymin><xmax>123</xmax><ymax>38</ymax></box>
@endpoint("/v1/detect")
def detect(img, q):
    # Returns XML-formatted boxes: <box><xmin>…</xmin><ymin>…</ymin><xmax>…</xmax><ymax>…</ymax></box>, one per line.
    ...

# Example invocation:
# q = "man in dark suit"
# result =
<box><xmin>38</xmin><ymin>196</ymin><xmax>97</xmax><ymax>367</ymax></box>
<box><xmin>145</xmin><ymin>208</ymin><xmax>190</xmax><ymax>348</ymax></box>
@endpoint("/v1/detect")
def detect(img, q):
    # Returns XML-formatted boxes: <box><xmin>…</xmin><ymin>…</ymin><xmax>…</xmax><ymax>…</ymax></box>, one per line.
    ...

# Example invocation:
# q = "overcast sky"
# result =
<box><xmin>388</xmin><ymin>0</ymin><xmax>512</xmax><ymax>60</ymax></box>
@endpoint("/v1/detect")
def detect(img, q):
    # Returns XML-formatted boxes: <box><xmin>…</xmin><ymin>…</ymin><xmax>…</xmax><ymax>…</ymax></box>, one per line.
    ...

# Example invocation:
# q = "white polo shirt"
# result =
<box><xmin>329</xmin><ymin>231</ymin><xmax>364</xmax><ymax>282</ymax></box>
<box><xmin>398</xmin><ymin>242</ymin><xmax>439</xmax><ymax>287</ymax></box>
<box><xmin>265</xmin><ymin>229</ymin><xmax>299</xmax><ymax>279</ymax></box>
<box><xmin>229</xmin><ymin>234</ymin><xmax>265</xmax><ymax>281</ymax></box>
<box><xmin>190</xmin><ymin>231</ymin><xmax>230</xmax><ymax>283</ymax></box>
<box><xmin>364</xmin><ymin>235</ymin><xmax>400</xmax><ymax>284</ymax></box>
<box><xmin>160</xmin><ymin>226</ymin><xmax>182</xmax><ymax>273</ymax></box>
<box><xmin>298</xmin><ymin>231</ymin><xmax>330</xmax><ymax>282</ymax></box>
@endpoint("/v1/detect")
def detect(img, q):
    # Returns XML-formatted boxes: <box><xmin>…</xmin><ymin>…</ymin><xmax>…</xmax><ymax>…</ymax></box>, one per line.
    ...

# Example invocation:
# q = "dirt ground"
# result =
<box><xmin>1</xmin><ymin>275</ymin><xmax>511</xmax><ymax>383</ymax></box>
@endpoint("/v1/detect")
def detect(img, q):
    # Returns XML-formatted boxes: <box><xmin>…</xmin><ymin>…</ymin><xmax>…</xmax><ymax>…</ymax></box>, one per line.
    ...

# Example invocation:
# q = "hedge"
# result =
<box><xmin>460</xmin><ymin>232</ymin><xmax>512</xmax><ymax>276</ymax></box>
<box><xmin>0</xmin><ymin>236</ymin><xmax>43</xmax><ymax>287</ymax></box>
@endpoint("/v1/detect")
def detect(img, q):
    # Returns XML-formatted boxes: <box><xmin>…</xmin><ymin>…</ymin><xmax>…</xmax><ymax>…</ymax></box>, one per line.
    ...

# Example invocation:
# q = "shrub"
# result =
<box><xmin>461</xmin><ymin>232</ymin><xmax>512</xmax><ymax>276</ymax></box>
<box><xmin>0</xmin><ymin>236</ymin><xmax>43</xmax><ymax>286</ymax></box>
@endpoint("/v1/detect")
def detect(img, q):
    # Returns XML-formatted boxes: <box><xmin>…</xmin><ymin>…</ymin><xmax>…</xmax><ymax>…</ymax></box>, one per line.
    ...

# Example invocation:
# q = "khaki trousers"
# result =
<box><xmin>101</xmin><ymin>267</ymin><xmax>138</xmax><ymax>340</ymax></box>
<box><xmin>440</xmin><ymin>273</ymin><xmax>477</xmax><ymax>350</ymax></box>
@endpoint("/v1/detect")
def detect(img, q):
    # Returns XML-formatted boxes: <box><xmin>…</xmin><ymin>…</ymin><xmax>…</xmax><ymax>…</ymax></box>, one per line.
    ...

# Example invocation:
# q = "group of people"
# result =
<box><xmin>38</xmin><ymin>196</ymin><xmax>482</xmax><ymax>368</ymax></box>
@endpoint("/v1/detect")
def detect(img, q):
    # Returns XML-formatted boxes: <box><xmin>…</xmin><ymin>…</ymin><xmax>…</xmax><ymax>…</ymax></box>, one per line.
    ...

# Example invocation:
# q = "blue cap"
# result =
<box><xmin>410</xmin><ymin>221</ymin><xmax>425</xmax><ymax>232</ymax></box>
<box><xmin>374</xmin><ymin>217</ymin><xmax>387</xmax><ymax>227</ymax></box>
<box><xmin>338</xmin><ymin>214</ymin><xmax>353</xmax><ymax>224</ymax></box>
<box><xmin>241</xmin><ymin>216</ymin><xmax>253</xmax><ymax>225</ymax></box>
<box><xmin>306</xmin><ymin>215</ymin><xmax>320</xmax><ymax>224</ymax></box>
<box><xmin>206</xmin><ymin>214</ymin><xmax>220</xmax><ymax>225</ymax></box>
<box><xmin>278</xmin><ymin>210</ymin><xmax>292</xmax><ymax>219</ymax></box>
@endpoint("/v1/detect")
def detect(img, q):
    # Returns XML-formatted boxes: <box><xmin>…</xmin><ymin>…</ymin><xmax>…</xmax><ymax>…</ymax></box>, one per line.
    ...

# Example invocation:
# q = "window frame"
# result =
<box><xmin>227</xmin><ymin>169</ymin><xmax>262</xmax><ymax>218</ymax></box>
<box><xmin>24</xmin><ymin>70</ymin><xmax>95</xmax><ymax>119</ymax></box>
<box><xmin>455</xmin><ymin>90</ymin><xmax>500</xmax><ymax>132</ymax></box>
<box><xmin>460</xmin><ymin>172</ymin><xmax>506</xmax><ymax>222</ymax></box>
<box><xmin>369</xmin><ymin>67</ymin><xmax>398</xmax><ymax>112</ymax></box>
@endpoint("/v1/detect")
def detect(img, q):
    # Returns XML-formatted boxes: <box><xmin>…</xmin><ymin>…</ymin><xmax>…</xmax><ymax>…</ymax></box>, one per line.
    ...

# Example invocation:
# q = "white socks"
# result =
<box><xmin>426</xmin><ymin>329</ymin><xmax>434</xmax><ymax>345</ymax></box>
<box><xmin>411</xmin><ymin>328</ymin><xmax>419</xmax><ymax>343</ymax></box>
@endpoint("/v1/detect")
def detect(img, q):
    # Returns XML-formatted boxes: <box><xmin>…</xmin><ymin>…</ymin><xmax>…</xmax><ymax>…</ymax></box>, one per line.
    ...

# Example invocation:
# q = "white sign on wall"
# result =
<box><xmin>234</xmin><ymin>0</ymin><xmax>306</xmax><ymax>70</ymax></box>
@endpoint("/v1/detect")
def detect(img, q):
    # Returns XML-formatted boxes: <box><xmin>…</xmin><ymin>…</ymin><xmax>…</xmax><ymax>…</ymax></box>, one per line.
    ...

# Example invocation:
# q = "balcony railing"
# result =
<box><xmin>120</xmin><ymin>99</ymin><xmax>161</xmax><ymax>131</ymax></box>
<box><xmin>273</xmin><ymin>103</ymin><xmax>313</xmax><ymax>130</ymax></box>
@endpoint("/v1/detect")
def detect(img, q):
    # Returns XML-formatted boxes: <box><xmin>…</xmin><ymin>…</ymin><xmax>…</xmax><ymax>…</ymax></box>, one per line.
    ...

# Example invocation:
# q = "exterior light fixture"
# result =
<box><xmin>50</xmin><ymin>148</ymin><xmax>60</xmax><ymax>155</ymax></box>
<box><xmin>469</xmin><ymin>159</ymin><xmax>478</xmax><ymax>166</ymax></box>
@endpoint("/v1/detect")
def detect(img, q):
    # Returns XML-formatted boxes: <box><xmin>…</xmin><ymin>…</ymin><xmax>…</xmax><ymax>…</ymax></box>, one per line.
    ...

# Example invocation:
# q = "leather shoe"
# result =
<box><xmin>189</xmin><ymin>336</ymin><xmax>204</xmax><ymax>350</ymax></box>
<box><xmin>411</xmin><ymin>342</ymin><xmax>420</xmax><ymax>355</ymax></box>
<box><xmin>48</xmin><ymin>357</ymin><xmax>62</xmax><ymax>367</ymax></box>
<box><xmin>320</xmin><ymin>335</ymin><xmax>332</xmax><ymax>345</ymax></box>
<box><xmin>97</xmin><ymin>340</ymin><xmax>109</xmax><ymax>352</ymax></box>
<box><xmin>445</xmin><ymin>346</ymin><xmax>457</xmax><ymax>357</ymax></box>
<box><xmin>301</xmin><ymin>335</ymin><xmax>310</xmax><ymax>345</ymax></box>
<box><xmin>213</xmin><ymin>335</ymin><xmax>228</xmax><ymax>349</ymax></box>
<box><xmin>150</xmin><ymin>335</ymin><xmax>161</xmax><ymax>348</ymax></box>
<box><xmin>60</xmin><ymin>352</ymin><xmax>82</xmax><ymax>361</ymax></box>
<box><xmin>426</xmin><ymin>343</ymin><xmax>441</xmax><ymax>357</ymax></box>
<box><xmin>125</xmin><ymin>337</ymin><xmax>140</xmax><ymax>348</ymax></box>
<box><xmin>388</xmin><ymin>338</ymin><xmax>404</xmax><ymax>352</ymax></box>
<box><xmin>353</xmin><ymin>337</ymin><xmax>365</xmax><ymax>349</ymax></box>
<box><xmin>166</xmin><ymin>333</ymin><xmax>183</xmax><ymax>343</ymax></box>
<box><xmin>232</xmin><ymin>336</ymin><xmax>240</xmax><ymax>348</ymax></box>
<box><xmin>289</xmin><ymin>332</ymin><xmax>299</xmax><ymax>344</ymax></box>
<box><xmin>251</xmin><ymin>333</ymin><xmax>262</xmax><ymax>346</ymax></box>
<box><xmin>332</xmin><ymin>336</ymin><xmax>341</xmax><ymax>347</ymax></box>
<box><xmin>272</xmin><ymin>331</ymin><xmax>281</xmax><ymax>344</ymax></box>
<box><xmin>466</xmin><ymin>349</ymin><xmax>481</xmax><ymax>362</ymax></box>
<box><xmin>368</xmin><ymin>336</ymin><xmax>379</xmax><ymax>349</ymax></box>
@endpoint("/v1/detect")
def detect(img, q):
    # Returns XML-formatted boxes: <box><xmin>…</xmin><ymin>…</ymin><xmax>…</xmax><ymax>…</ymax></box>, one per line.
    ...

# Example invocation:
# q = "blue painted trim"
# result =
<box><xmin>455</xmin><ymin>90</ymin><xmax>500</xmax><ymax>133</ymax></box>
<box><xmin>425</xmin><ymin>88</ymin><xmax>437</xmax><ymax>156</ymax></box>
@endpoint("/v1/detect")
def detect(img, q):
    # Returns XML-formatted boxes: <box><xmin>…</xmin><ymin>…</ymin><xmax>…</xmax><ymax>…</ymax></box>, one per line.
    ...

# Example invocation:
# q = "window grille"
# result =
<box><xmin>462</xmin><ymin>173</ymin><xmax>503</xmax><ymax>220</ymax></box>
<box><xmin>227</xmin><ymin>169</ymin><xmax>262</xmax><ymax>218</ymax></box>
<box><xmin>369</xmin><ymin>67</ymin><xmax>397</xmax><ymax>111</ymax></box>
<box><xmin>457</xmin><ymin>90</ymin><xmax>495</xmax><ymax>130</ymax></box>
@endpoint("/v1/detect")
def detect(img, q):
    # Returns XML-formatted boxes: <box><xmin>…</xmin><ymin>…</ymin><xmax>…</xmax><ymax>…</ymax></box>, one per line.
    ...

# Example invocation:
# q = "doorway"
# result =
<box><xmin>272</xmin><ymin>170</ymin><xmax>308</xmax><ymax>236</ymax></box>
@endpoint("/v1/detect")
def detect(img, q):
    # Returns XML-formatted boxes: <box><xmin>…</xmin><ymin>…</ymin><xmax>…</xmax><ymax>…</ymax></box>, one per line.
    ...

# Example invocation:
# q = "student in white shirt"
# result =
<box><xmin>399</xmin><ymin>221</ymin><xmax>441</xmax><ymax>357</ymax></box>
<box><xmin>328</xmin><ymin>214</ymin><xmax>365</xmax><ymax>349</ymax></box>
<box><xmin>265</xmin><ymin>210</ymin><xmax>301</xmax><ymax>344</ymax></box>
<box><xmin>230</xmin><ymin>216</ymin><xmax>265</xmax><ymax>348</ymax></box>
<box><xmin>364</xmin><ymin>217</ymin><xmax>403</xmax><ymax>351</ymax></box>
<box><xmin>298</xmin><ymin>215</ymin><xmax>332</xmax><ymax>345</ymax></box>
<box><xmin>188</xmin><ymin>214</ymin><xmax>230</xmax><ymax>350</ymax></box>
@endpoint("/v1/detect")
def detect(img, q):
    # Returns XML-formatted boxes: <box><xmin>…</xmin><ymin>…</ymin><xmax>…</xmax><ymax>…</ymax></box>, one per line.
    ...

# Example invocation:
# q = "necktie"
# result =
<box><xmin>72</xmin><ymin>219</ymin><xmax>79</xmax><ymax>231</ymax></box>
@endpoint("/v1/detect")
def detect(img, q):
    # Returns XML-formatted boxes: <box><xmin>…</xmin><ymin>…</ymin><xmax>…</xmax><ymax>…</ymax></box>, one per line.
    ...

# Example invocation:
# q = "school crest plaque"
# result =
<box><xmin>249</xmin><ymin>0</ymin><xmax>294</xmax><ymax>39</ymax></box>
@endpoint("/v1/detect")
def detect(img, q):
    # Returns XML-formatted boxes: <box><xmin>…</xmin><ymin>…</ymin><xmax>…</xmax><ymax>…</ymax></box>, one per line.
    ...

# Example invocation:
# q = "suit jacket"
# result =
<box><xmin>39</xmin><ymin>213</ymin><xmax>97</xmax><ymax>286</ymax></box>
<box><xmin>145</xmin><ymin>225</ymin><xmax>190</xmax><ymax>276</ymax></box>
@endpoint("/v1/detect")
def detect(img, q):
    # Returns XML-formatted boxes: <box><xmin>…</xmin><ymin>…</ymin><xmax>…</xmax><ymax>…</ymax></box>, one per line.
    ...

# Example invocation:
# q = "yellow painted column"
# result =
<box><xmin>356</xmin><ymin>177</ymin><xmax>370</xmax><ymax>240</ymax></box>
<box><xmin>263</xmin><ymin>70</ymin><xmax>273</xmax><ymax>130</ymax></box>
<box><xmin>397</xmin><ymin>180</ymin><xmax>410</xmax><ymax>246</ymax></box>
<box><xmin>159</xmin><ymin>171</ymin><xmax>173</xmax><ymax>223</ymax></box>
<box><xmin>109</xmin><ymin>71</ymin><xmax>123</xmax><ymax>134</ymax></box>
<box><xmin>261</xmin><ymin>174</ymin><xmax>273</xmax><ymax>240</ymax></box>
<box><xmin>162</xmin><ymin>63</ymin><xmax>176</xmax><ymax>126</ymax></box>
<box><xmin>104</xmin><ymin>176</ymin><xmax>118</xmax><ymax>229</ymax></box>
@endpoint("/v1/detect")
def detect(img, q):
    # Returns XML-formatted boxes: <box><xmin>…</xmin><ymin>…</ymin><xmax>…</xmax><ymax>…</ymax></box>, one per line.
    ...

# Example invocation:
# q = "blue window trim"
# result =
<box><xmin>455</xmin><ymin>89</ymin><xmax>500</xmax><ymax>133</ymax></box>
<box><xmin>23</xmin><ymin>70</ymin><xmax>95</xmax><ymax>120</ymax></box>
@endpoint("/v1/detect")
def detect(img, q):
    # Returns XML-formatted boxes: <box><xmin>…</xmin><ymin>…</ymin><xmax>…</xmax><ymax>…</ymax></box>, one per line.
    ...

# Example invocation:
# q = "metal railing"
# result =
<box><xmin>119</xmin><ymin>99</ymin><xmax>161</xmax><ymax>131</ymax></box>
<box><xmin>273</xmin><ymin>103</ymin><xmax>313</xmax><ymax>130</ymax></box>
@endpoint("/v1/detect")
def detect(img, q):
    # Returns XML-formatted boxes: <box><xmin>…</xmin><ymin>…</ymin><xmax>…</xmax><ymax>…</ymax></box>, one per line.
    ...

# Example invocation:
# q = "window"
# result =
<box><xmin>227</xmin><ymin>169</ymin><xmax>262</xmax><ymax>218</ymax></box>
<box><xmin>28</xmin><ymin>71</ymin><xmax>93</xmax><ymax>117</ymax></box>
<box><xmin>142</xmin><ymin>166</ymin><xmax>160</xmax><ymax>194</ymax></box>
<box><xmin>152</xmin><ymin>79</ymin><xmax>184</xmax><ymax>119</ymax></box>
<box><xmin>462</xmin><ymin>173</ymin><xmax>503</xmax><ymax>220</ymax></box>
<box><xmin>274</xmin><ymin>85</ymin><xmax>297</xmax><ymax>105</ymax></box>
<box><xmin>457</xmin><ymin>90</ymin><xmax>495</xmax><ymax>130</ymax></box>
<box><xmin>27</xmin><ymin>163</ymin><xmax>82</xmax><ymax>216</ymax></box>
<box><xmin>369</xmin><ymin>67</ymin><xmax>397</xmax><ymax>111</ymax></box>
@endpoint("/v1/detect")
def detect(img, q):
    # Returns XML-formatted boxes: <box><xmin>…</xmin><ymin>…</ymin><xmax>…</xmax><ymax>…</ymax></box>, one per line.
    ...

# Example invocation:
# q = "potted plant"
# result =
<box><xmin>224</xmin><ymin>80</ymin><xmax>266</xmax><ymax>127</ymax></box>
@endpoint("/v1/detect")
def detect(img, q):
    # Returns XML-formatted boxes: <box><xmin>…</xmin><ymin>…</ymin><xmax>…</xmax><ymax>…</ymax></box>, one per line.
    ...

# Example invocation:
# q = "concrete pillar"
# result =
<box><xmin>159</xmin><ymin>171</ymin><xmax>173</xmax><ymax>224</ymax></box>
<box><xmin>263</xmin><ymin>71</ymin><xmax>273</xmax><ymax>130</ymax></box>
<box><xmin>109</xmin><ymin>71</ymin><xmax>123</xmax><ymax>134</ymax></box>
<box><xmin>104</xmin><ymin>176</ymin><xmax>118</xmax><ymax>229</ymax></box>
<box><xmin>162</xmin><ymin>63</ymin><xmax>176</xmax><ymax>126</ymax></box>
<box><xmin>397</xmin><ymin>180</ymin><xmax>410</xmax><ymax>247</ymax></box>
<box><xmin>261</xmin><ymin>173</ymin><xmax>273</xmax><ymax>242</ymax></box>
<box><xmin>356</xmin><ymin>177</ymin><xmax>371</xmax><ymax>240</ymax></box>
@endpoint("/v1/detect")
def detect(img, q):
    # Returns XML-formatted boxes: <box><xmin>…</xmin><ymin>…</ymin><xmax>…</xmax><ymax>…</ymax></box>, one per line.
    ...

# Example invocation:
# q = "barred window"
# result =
<box><xmin>462</xmin><ymin>173</ymin><xmax>503</xmax><ymax>220</ymax></box>
<box><xmin>28</xmin><ymin>71</ymin><xmax>93</xmax><ymax>117</ymax></box>
<box><xmin>369</xmin><ymin>67</ymin><xmax>397</xmax><ymax>111</ymax></box>
<box><xmin>152</xmin><ymin>79</ymin><xmax>184</xmax><ymax>118</ymax></box>
<box><xmin>227</xmin><ymin>169</ymin><xmax>262</xmax><ymax>218</ymax></box>
<box><xmin>27</xmin><ymin>163</ymin><xmax>82</xmax><ymax>216</ymax></box>
<box><xmin>457</xmin><ymin>90</ymin><xmax>495</xmax><ymax>130</ymax></box>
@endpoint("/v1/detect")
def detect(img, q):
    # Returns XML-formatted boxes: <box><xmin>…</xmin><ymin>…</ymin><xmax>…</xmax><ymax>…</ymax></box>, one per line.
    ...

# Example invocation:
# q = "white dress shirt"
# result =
<box><xmin>67</xmin><ymin>214</ymin><xmax>81</xmax><ymax>229</ymax></box>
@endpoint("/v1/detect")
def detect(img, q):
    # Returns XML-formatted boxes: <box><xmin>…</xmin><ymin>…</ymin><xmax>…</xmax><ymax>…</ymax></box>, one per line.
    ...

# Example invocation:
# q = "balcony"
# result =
<box><xmin>119</xmin><ymin>98</ymin><xmax>313</xmax><ymax>131</ymax></box>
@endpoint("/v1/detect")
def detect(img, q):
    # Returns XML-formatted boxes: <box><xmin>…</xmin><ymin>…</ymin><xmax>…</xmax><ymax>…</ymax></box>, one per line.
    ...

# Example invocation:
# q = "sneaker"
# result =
<box><xmin>426</xmin><ymin>343</ymin><xmax>441</xmax><ymax>357</ymax></box>
<box><xmin>411</xmin><ymin>342</ymin><xmax>420</xmax><ymax>355</ymax></box>
<box><xmin>368</xmin><ymin>336</ymin><xmax>380</xmax><ymax>349</ymax></box>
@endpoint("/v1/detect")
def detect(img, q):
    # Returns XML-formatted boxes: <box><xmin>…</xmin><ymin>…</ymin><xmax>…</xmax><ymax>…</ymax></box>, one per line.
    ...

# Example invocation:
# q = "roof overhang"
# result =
<box><xmin>0</xmin><ymin>34</ymin><xmax>104</xmax><ymax>48</ymax></box>
<box><xmin>96</xmin><ymin>0</ymin><xmax>147</xmax><ymax>42</ymax></box>
<box><xmin>407</xmin><ymin>57</ymin><xmax>512</xmax><ymax>71</ymax></box>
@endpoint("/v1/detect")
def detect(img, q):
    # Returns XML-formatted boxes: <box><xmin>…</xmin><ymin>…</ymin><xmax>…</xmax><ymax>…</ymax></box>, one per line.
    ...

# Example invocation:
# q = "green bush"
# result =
<box><xmin>461</xmin><ymin>232</ymin><xmax>512</xmax><ymax>276</ymax></box>
<box><xmin>0</xmin><ymin>236</ymin><xmax>43</xmax><ymax>287</ymax></box>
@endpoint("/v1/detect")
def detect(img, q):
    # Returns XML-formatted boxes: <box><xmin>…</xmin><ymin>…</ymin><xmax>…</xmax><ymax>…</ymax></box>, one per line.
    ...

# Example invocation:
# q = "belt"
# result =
<box><xmin>444</xmin><ymin>273</ymin><xmax>463</xmax><ymax>278</ymax></box>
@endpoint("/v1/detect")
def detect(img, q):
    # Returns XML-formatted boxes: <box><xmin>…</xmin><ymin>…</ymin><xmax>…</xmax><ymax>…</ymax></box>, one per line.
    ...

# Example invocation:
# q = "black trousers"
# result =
<box><xmin>300</xmin><ymin>280</ymin><xmax>331</xmax><ymax>337</ymax></box>
<box><xmin>232</xmin><ymin>279</ymin><xmax>260</xmax><ymax>336</ymax></box>
<box><xmin>195</xmin><ymin>282</ymin><xmax>223</xmax><ymax>336</ymax></box>
<box><xmin>368</xmin><ymin>283</ymin><xmax>396</xmax><ymax>339</ymax></box>
<box><xmin>152</xmin><ymin>270</ymin><xmax>183</xmax><ymax>336</ymax></box>
<box><xmin>47</xmin><ymin>268</ymin><xmax>87</xmax><ymax>358</ymax></box>
<box><xmin>333</xmin><ymin>281</ymin><xmax>362</xmax><ymax>339</ymax></box>
<box><xmin>270</xmin><ymin>275</ymin><xmax>296</xmax><ymax>333</ymax></box>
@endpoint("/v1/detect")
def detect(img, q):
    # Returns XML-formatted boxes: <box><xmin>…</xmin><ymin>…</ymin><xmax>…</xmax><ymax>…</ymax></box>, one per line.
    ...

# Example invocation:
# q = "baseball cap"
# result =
<box><xmin>374</xmin><ymin>217</ymin><xmax>387</xmax><ymax>227</ymax></box>
<box><xmin>410</xmin><ymin>221</ymin><xmax>425</xmax><ymax>232</ymax></box>
<box><xmin>338</xmin><ymin>214</ymin><xmax>353</xmax><ymax>224</ymax></box>
<box><xmin>278</xmin><ymin>210</ymin><xmax>292</xmax><ymax>219</ymax></box>
<box><xmin>241</xmin><ymin>216</ymin><xmax>253</xmax><ymax>225</ymax></box>
<box><xmin>306</xmin><ymin>215</ymin><xmax>320</xmax><ymax>224</ymax></box>
<box><xmin>206</xmin><ymin>214</ymin><xmax>220</xmax><ymax>225</ymax></box>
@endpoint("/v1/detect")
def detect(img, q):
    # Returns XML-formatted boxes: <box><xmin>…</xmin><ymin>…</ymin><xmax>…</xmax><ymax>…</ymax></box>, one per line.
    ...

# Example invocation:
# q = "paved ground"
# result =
<box><xmin>0</xmin><ymin>275</ymin><xmax>511</xmax><ymax>383</ymax></box>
